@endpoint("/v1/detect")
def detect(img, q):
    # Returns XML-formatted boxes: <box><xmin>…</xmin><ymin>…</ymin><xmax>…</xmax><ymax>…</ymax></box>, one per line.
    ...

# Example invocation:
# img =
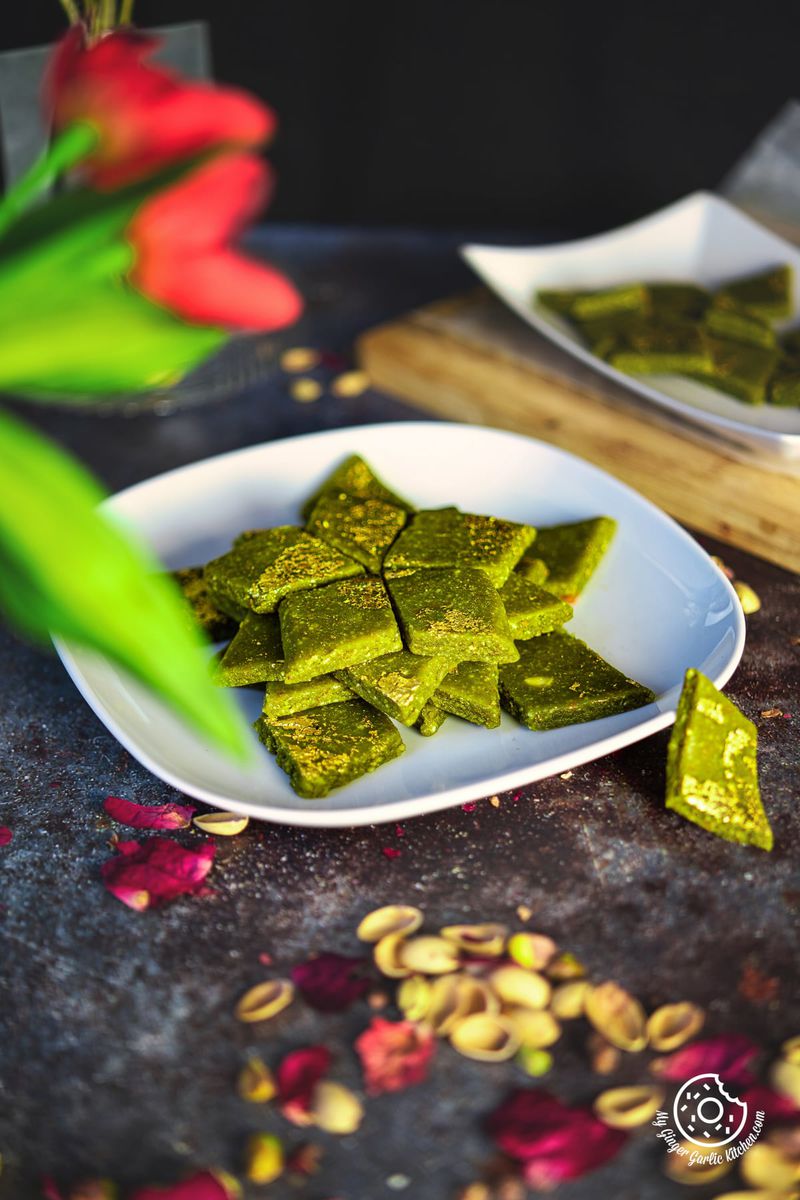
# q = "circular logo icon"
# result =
<box><xmin>673</xmin><ymin>1073</ymin><xmax>748</xmax><ymax>1148</ymax></box>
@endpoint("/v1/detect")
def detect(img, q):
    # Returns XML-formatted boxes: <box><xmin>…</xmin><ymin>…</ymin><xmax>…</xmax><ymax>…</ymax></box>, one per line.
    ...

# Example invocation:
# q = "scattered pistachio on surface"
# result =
<box><xmin>490</xmin><ymin>964</ymin><xmax>551</xmax><ymax>1011</ymax></box>
<box><xmin>235</xmin><ymin>979</ymin><xmax>294</xmax><ymax>1023</ymax></box>
<box><xmin>646</xmin><ymin>1001</ymin><xmax>705</xmax><ymax>1051</ymax></box>
<box><xmin>585</xmin><ymin>981</ymin><xmax>647</xmax><ymax>1052</ymax></box>
<box><xmin>550</xmin><ymin>980</ymin><xmax>590</xmax><ymax>1020</ymax></box>
<box><xmin>734</xmin><ymin>580</ymin><xmax>761</xmax><ymax>614</ymax></box>
<box><xmin>664</xmin><ymin>1142</ymin><xmax>731</xmax><ymax>1184</ymax></box>
<box><xmin>593</xmin><ymin>1085</ymin><xmax>664</xmax><ymax>1129</ymax></box>
<box><xmin>331</xmin><ymin>369</ymin><xmax>370</xmax><ymax>397</ymax></box>
<box><xmin>440</xmin><ymin>923</ymin><xmax>508</xmax><ymax>957</ymax></box>
<box><xmin>397</xmin><ymin>974</ymin><xmax>432</xmax><ymax>1022</ymax></box>
<box><xmin>309</xmin><ymin>1081</ymin><xmax>364</xmax><ymax>1134</ymax></box>
<box><xmin>244</xmin><ymin>1132</ymin><xmax>284</xmax><ymax>1185</ymax></box>
<box><xmin>280</xmin><ymin>347</ymin><xmax>321</xmax><ymax>373</ymax></box>
<box><xmin>507</xmin><ymin>932</ymin><xmax>557</xmax><ymax>971</ymax></box>
<box><xmin>400</xmin><ymin>936</ymin><xmax>460</xmax><ymax>975</ymax></box>
<box><xmin>505</xmin><ymin>1007</ymin><xmax>561</xmax><ymax>1049</ymax></box>
<box><xmin>374</xmin><ymin>931</ymin><xmax>413</xmax><ymax>978</ymax></box>
<box><xmin>450</xmin><ymin>1013</ymin><xmax>520</xmax><ymax>1062</ymax></box>
<box><xmin>237</xmin><ymin>1056</ymin><xmax>277</xmax><ymax>1103</ymax></box>
<box><xmin>193</xmin><ymin>811</ymin><xmax>249</xmax><ymax>836</ymax></box>
<box><xmin>290</xmin><ymin>378</ymin><xmax>323</xmax><ymax>403</ymax></box>
<box><xmin>516</xmin><ymin>1047</ymin><xmax>554</xmax><ymax>1077</ymax></box>
<box><xmin>357</xmin><ymin>905</ymin><xmax>424</xmax><ymax>943</ymax></box>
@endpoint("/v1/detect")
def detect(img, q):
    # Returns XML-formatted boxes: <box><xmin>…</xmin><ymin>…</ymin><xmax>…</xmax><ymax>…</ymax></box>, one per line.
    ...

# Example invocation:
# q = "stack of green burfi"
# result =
<box><xmin>536</xmin><ymin>265</ymin><xmax>800</xmax><ymax>407</ymax></box>
<box><xmin>174</xmin><ymin>453</ymin><xmax>655</xmax><ymax>798</ymax></box>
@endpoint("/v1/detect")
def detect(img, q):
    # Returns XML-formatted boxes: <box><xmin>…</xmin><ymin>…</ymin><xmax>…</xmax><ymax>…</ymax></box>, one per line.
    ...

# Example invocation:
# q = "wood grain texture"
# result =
<box><xmin>357</xmin><ymin>291</ymin><xmax>800</xmax><ymax>572</ymax></box>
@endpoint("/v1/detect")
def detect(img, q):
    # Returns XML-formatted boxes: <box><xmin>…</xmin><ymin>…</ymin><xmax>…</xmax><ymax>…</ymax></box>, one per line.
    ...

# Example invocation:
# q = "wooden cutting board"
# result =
<box><xmin>357</xmin><ymin>289</ymin><xmax>800</xmax><ymax>573</ymax></box>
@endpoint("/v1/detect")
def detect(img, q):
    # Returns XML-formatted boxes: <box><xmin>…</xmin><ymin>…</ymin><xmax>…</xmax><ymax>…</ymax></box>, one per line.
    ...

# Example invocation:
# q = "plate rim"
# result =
<box><xmin>54</xmin><ymin>420</ymin><xmax>746</xmax><ymax>828</ymax></box>
<box><xmin>461</xmin><ymin>190</ymin><xmax>800</xmax><ymax>456</ymax></box>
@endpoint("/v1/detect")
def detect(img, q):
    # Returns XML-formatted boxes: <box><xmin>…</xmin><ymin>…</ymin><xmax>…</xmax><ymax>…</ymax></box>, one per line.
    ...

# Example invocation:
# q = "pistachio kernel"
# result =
<box><xmin>550</xmin><ymin>980</ymin><xmax>590</xmax><ymax>1020</ymax></box>
<box><xmin>593</xmin><ymin>1085</ymin><xmax>665</xmax><ymax>1129</ymax></box>
<box><xmin>235</xmin><ymin>979</ymin><xmax>294</xmax><ymax>1023</ymax></box>
<box><xmin>357</xmin><ymin>904</ymin><xmax>424</xmax><ymax>943</ymax></box>
<box><xmin>588</xmin><ymin>1032</ymin><xmax>622</xmax><ymax>1075</ymax></box>
<box><xmin>309</xmin><ymin>1080</ymin><xmax>364</xmax><ymax>1134</ymax></box>
<box><xmin>426</xmin><ymin>975</ymin><xmax>467</xmax><ymax>1036</ymax></box>
<box><xmin>507</xmin><ymin>932</ymin><xmax>557</xmax><ymax>971</ymax></box>
<box><xmin>374</xmin><ymin>931</ymin><xmax>412</xmax><ymax>978</ymax></box>
<box><xmin>585</xmin><ymin>981</ymin><xmax>647</xmax><ymax>1052</ymax></box>
<box><xmin>280</xmin><ymin>346</ymin><xmax>321</xmax><ymax>373</ymax></box>
<box><xmin>290</xmin><ymin>378</ymin><xmax>323</xmax><ymax>404</ymax></box>
<box><xmin>399</xmin><ymin>935</ymin><xmax>460</xmax><ymax>975</ymax></box>
<box><xmin>734</xmin><ymin>580</ymin><xmax>761</xmax><ymax>614</ymax></box>
<box><xmin>782</xmin><ymin>1036</ymin><xmax>800</xmax><ymax>1065</ymax></box>
<box><xmin>237</xmin><ymin>1056</ymin><xmax>277</xmax><ymax>1103</ymax></box>
<box><xmin>397</xmin><ymin>974</ymin><xmax>433</xmax><ymax>1022</ymax></box>
<box><xmin>490</xmin><ymin>964</ymin><xmax>551</xmax><ymax>1010</ymax></box>
<box><xmin>770</xmin><ymin>1058</ymin><xmax>800</xmax><ymax>1105</ymax></box>
<box><xmin>646</xmin><ymin>1001</ymin><xmax>705</xmax><ymax>1051</ymax></box>
<box><xmin>245</xmin><ymin>1132</ymin><xmax>284</xmax><ymax>1185</ymax></box>
<box><xmin>193</xmin><ymin>811</ymin><xmax>250</xmax><ymax>836</ymax></box>
<box><xmin>506</xmin><ymin>1007</ymin><xmax>561</xmax><ymax>1049</ymax></box>
<box><xmin>664</xmin><ymin>1142</ymin><xmax>732</xmax><ymax>1184</ymax></box>
<box><xmin>546</xmin><ymin>951</ymin><xmax>586</xmax><ymax>980</ymax></box>
<box><xmin>450</xmin><ymin>1013</ymin><xmax>520</xmax><ymax>1062</ymax></box>
<box><xmin>331</xmin><ymin>369</ymin><xmax>370</xmax><ymax>397</ymax></box>
<box><xmin>740</xmin><ymin>1139</ymin><xmax>800</xmax><ymax>1188</ymax></box>
<box><xmin>440</xmin><ymin>923</ymin><xmax>508</xmax><ymax>957</ymax></box>
<box><xmin>516</xmin><ymin>1047</ymin><xmax>554</xmax><ymax>1077</ymax></box>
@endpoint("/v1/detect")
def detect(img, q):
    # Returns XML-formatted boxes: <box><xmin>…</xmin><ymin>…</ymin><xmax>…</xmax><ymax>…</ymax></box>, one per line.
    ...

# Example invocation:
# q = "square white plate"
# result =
<box><xmin>55</xmin><ymin>422</ymin><xmax>744</xmax><ymax>828</ymax></box>
<box><xmin>462</xmin><ymin>191</ymin><xmax>800</xmax><ymax>464</ymax></box>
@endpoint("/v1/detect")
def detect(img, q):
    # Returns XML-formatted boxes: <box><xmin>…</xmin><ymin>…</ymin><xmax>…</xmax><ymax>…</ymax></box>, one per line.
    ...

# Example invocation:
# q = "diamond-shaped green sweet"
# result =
<box><xmin>172</xmin><ymin>566</ymin><xmax>237</xmax><ymax>642</ymax></box>
<box><xmin>704</xmin><ymin>297</ymin><xmax>777</xmax><ymax>349</ymax></box>
<box><xmin>415</xmin><ymin>701</ymin><xmax>449</xmax><ymax>736</ymax></box>
<box><xmin>692</xmin><ymin>335</ymin><xmax>778</xmax><ymax>405</ymax></box>
<box><xmin>337</xmin><ymin>649</ymin><xmax>451</xmax><ymax>726</ymax></box>
<box><xmin>610</xmin><ymin>319</ymin><xmax>712</xmax><ymax>375</ymax></box>
<box><xmin>262</xmin><ymin>674</ymin><xmax>353</xmax><ymax>719</ymax></box>
<box><xmin>216</xmin><ymin>612</ymin><xmax>285</xmax><ymax>686</ymax></box>
<box><xmin>535</xmin><ymin>288</ymin><xmax>583</xmax><ymax>317</ymax></box>
<box><xmin>666</xmin><ymin>669</ymin><xmax>772</xmax><ymax>850</ymax></box>
<box><xmin>257</xmin><ymin>698</ymin><xmax>405</xmax><ymax>798</ymax></box>
<box><xmin>279</xmin><ymin>576</ymin><xmax>402</xmax><ymax>684</ymax></box>
<box><xmin>205</xmin><ymin>527</ymin><xmax>302</xmax><ymax>618</ymax></box>
<box><xmin>246</xmin><ymin>529</ymin><xmax>363</xmax><ymax>614</ymax></box>
<box><xmin>715</xmin><ymin>265</ymin><xmax>792</xmax><ymax>322</ymax></box>
<box><xmin>499</xmin><ymin>631</ymin><xmax>654</xmax><ymax>730</ymax></box>
<box><xmin>515</xmin><ymin>553</ymin><xmax>550</xmax><ymax>586</ymax></box>
<box><xmin>387</xmin><ymin>567</ymin><xmax>518</xmax><ymax>663</ymax></box>
<box><xmin>649</xmin><ymin>283</ymin><xmax>709</xmax><ymax>320</ymax></box>
<box><xmin>301</xmin><ymin>454</ymin><xmax>414</xmax><ymax>520</ymax></box>
<box><xmin>499</xmin><ymin>574</ymin><xmax>574</xmax><ymax>640</ymax></box>
<box><xmin>770</xmin><ymin>370</ymin><xmax>800</xmax><ymax>406</ymax></box>
<box><xmin>383</xmin><ymin>508</ymin><xmax>535</xmax><ymax>587</ymax></box>
<box><xmin>533</xmin><ymin>517</ymin><xmax>616</xmax><ymax>600</ymax></box>
<box><xmin>570</xmin><ymin>283</ymin><xmax>650</xmax><ymax>322</ymax></box>
<box><xmin>306</xmin><ymin>491</ymin><xmax>407</xmax><ymax>573</ymax></box>
<box><xmin>434</xmin><ymin>661</ymin><xmax>500</xmax><ymax>728</ymax></box>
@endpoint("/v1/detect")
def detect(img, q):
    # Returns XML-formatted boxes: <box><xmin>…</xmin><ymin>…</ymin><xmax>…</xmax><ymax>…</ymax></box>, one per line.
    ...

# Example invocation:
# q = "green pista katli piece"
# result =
<box><xmin>383</xmin><ymin>507</ymin><xmax>536</xmax><ymax>587</ymax></box>
<box><xmin>692</xmin><ymin>336</ymin><xmax>778</xmax><ymax>405</ymax></box>
<box><xmin>243</xmin><ymin>527</ymin><xmax>364</xmax><ymax>614</ymax></box>
<box><xmin>172</xmin><ymin>566</ymin><xmax>237</xmax><ymax>642</ymax></box>
<box><xmin>770</xmin><ymin>370</ymin><xmax>800</xmax><ymax>406</ymax></box>
<box><xmin>337</xmin><ymin>649</ymin><xmax>452</xmax><ymax>726</ymax></box>
<box><xmin>536</xmin><ymin>288</ymin><xmax>583</xmax><ymax>316</ymax></box>
<box><xmin>704</xmin><ymin>298</ymin><xmax>777</xmax><ymax>349</ymax></box>
<box><xmin>514</xmin><ymin>552</ymin><xmax>550</xmax><ymax>586</ymax></box>
<box><xmin>387</xmin><ymin>567</ymin><xmax>519</xmax><ymax>663</ymax></box>
<box><xmin>262</xmin><ymin>674</ymin><xmax>354</xmax><ymax>720</ymax></box>
<box><xmin>782</xmin><ymin>328</ymin><xmax>800</xmax><ymax>364</ymax></box>
<box><xmin>306</xmin><ymin>491</ymin><xmax>407</xmax><ymax>573</ymax></box>
<box><xmin>533</xmin><ymin>517</ymin><xmax>617</xmax><ymax>600</ymax></box>
<box><xmin>434</xmin><ymin>661</ymin><xmax>501</xmax><ymax>728</ymax></box>
<box><xmin>610</xmin><ymin>319</ymin><xmax>712</xmax><ymax>375</ymax></box>
<box><xmin>414</xmin><ymin>700</ymin><xmax>449</xmax><ymax>736</ymax></box>
<box><xmin>498</xmin><ymin>573</ymin><xmax>574</xmax><ymax>640</ymax></box>
<box><xmin>570</xmin><ymin>283</ymin><xmax>650</xmax><ymax>322</ymax></box>
<box><xmin>665</xmin><ymin>669</ymin><xmax>772</xmax><ymax>850</ymax></box>
<box><xmin>279</xmin><ymin>575</ymin><xmax>402</xmax><ymax>683</ymax></box>
<box><xmin>715</xmin><ymin>265</ymin><xmax>793</xmax><ymax>322</ymax></box>
<box><xmin>216</xmin><ymin>611</ymin><xmax>285</xmax><ymax>686</ymax></box>
<box><xmin>649</xmin><ymin>283</ymin><xmax>709</xmax><ymax>319</ymax></box>
<box><xmin>499</xmin><ymin>631</ymin><xmax>655</xmax><ymax>730</ymax></box>
<box><xmin>205</xmin><ymin>527</ymin><xmax>304</xmax><ymax>618</ymax></box>
<box><xmin>257</xmin><ymin>698</ymin><xmax>405</xmax><ymax>798</ymax></box>
<box><xmin>301</xmin><ymin>453</ymin><xmax>414</xmax><ymax>520</ymax></box>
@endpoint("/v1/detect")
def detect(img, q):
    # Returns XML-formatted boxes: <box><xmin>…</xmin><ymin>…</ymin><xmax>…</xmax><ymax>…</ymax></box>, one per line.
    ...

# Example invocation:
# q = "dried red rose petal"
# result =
<box><xmin>486</xmin><ymin>1089</ymin><xmax>627</xmax><ymax>1190</ymax></box>
<box><xmin>276</xmin><ymin>1045</ymin><xmax>332</xmax><ymax>1125</ymax></box>
<box><xmin>0</xmin><ymin>826</ymin><xmax>12</xmax><ymax>846</ymax></box>
<box><xmin>741</xmin><ymin>1084</ymin><xmax>800</xmax><ymax>1123</ymax></box>
<box><xmin>101</xmin><ymin>837</ymin><xmax>215</xmax><ymax>911</ymax></box>
<box><xmin>382</xmin><ymin>847</ymin><xmax>401</xmax><ymax>859</ymax></box>
<box><xmin>130</xmin><ymin>1171</ymin><xmax>235</xmax><ymax>1200</ymax></box>
<box><xmin>291</xmin><ymin>952</ymin><xmax>371</xmax><ymax>1012</ymax></box>
<box><xmin>103</xmin><ymin>796</ymin><xmax>195</xmax><ymax>831</ymax></box>
<box><xmin>355</xmin><ymin>1017</ymin><xmax>435</xmax><ymax>1096</ymax></box>
<box><xmin>652</xmin><ymin>1033</ymin><xmax>759</xmax><ymax>1086</ymax></box>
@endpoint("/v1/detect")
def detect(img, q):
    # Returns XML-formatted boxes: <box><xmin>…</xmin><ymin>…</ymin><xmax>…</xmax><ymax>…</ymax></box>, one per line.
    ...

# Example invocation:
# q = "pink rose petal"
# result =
<box><xmin>0</xmin><ymin>826</ymin><xmax>12</xmax><ymax>846</ymax></box>
<box><xmin>291</xmin><ymin>952</ymin><xmax>371</xmax><ymax>1012</ymax></box>
<box><xmin>382</xmin><ymin>847</ymin><xmax>401</xmax><ymax>859</ymax></box>
<box><xmin>103</xmin><ymin>795</ymin><xmax>195</xmax><ymax>831</ymax></box>
<box><xmin>741</xmin><ymin>1084</ymin><xmax>800</xmax><ymax>1123</ymax></box>
<box><xmin>652</xmin><ymin>1033</ymin><xmax>759</xmax><ymax>1086</ymax></box>
<box><xmin>355</xmin><ymin>1017</ymin><xmax>435</xmax><ymax>1096</ymax></box>
<box><xmin>101</xmin><ymin>837</ymin><xmax>215</xmax><ymax>911</ymax></box>
<box><xmin>130</xmin><ymin>1171</ymin><xmax>234</xmax><ymax>1200</ymax></box>
<box><xmin>487</xmin><ymin>1089</ymin><xmax>627</xmax><ymax>1190</ymax></box>
<box><xmin>277</xmin><ymin>1045</ymin><xmax>332</xmax><ymax>1124</ymax></box>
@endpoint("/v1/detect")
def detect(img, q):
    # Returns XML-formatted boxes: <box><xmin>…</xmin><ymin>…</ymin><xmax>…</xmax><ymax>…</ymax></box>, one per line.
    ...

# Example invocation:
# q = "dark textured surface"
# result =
<box><xmin>0</xmin><ymin>228</ymin><xmax>799</xmax><ymax>1199</ymax></box>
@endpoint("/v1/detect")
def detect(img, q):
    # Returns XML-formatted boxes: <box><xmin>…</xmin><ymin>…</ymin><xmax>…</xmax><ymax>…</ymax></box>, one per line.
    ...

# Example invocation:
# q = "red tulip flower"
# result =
<box><xmin>128</xmin><ymin>153</ymin><xmax>302</xmax><ymax>331</ymax></box>
<box><xmin>45</xmin><ymin>26</ymin><xmax>274</xmax><ymax>189</ymax></box>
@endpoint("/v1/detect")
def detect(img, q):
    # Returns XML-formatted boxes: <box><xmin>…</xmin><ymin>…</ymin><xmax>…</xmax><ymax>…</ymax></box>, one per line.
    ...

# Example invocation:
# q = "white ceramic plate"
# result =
<box><xmin>462</xmin><ymin>191</ymin><xmax>800</xmax><ymax>464</ymax></box>
<box><xmin>56</xmin><ymin>422</ymin><xmax>744</xmax><ymax>828</ymax></box>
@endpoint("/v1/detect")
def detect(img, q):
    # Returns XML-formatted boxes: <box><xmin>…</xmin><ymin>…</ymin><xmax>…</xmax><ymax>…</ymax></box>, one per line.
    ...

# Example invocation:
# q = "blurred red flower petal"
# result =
<box><xmin>291</xmin><ymin>952</ymin><xmax>371</xmax><ymax>1012</ymax></box>
<box><xmin>129</xmin><ymin>154</ymin><xmax>302</xmax><ymax>332</ymax></box>
<box><xmin>355</xmin><ymin>1017</ymin><xmax>435</xmax><ymax>1096</ymax></box>
<box><xmin>130</xmin><ymin>1171</ymin><xmax>234</xmax><ymax>1200</ymax></box>
<box><xmin>652</xmin><ymin>1033</ymin><xmax>759</xmax><ymax>1086</ymax></box>
<box><xmin>101</xmin><ymin>837</ymin><xmax>215</xmax><ymax>910</ymax></box>
<box><xmin>276</xmin><ymin>1045</ymin><xmax>332</xmax><ymax>1125</ymax></box>
<box><xmin>0</xmin><ymin>826</ymin><xmax>11</xmax><ymax>846</ymax></box>
<box><xmin>103</xmin><ymin>795</ymin><xmax>195</xmax><ymax>830</ymax></box>
<box><xmin>486</xmin><ymin>1089</ymin><xmax>627</xmax><ymax>1190</ymax></box>
<box><xmin>741</xmin><ymin>1084</ymin><xmax>800</xmax><ymax>1123</ymax></box>
<box><xmin>45</xmin><ymin>28</ymin><xmax>273</xmax><ymax>189</ymax></box>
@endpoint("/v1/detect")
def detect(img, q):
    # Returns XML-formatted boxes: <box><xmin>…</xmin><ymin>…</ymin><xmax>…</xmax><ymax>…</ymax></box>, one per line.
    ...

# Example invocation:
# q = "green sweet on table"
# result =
<box><xmin>383</xmin><ymin>507</ymin><xmax>535</xmax><ymax>587</ymax></box>
<box><xmin>337</xmin><ymin>649</ymin><xmax>452</xmax><ymax>726</ymax></box>
<box><xmin>570</xmin><ymin>283</ymin><xmax>650</xmax><ymax>322</ymax></box>
<box><xmin>387</xmin><ymin>567</ymin><xmax>519</xmax><ymax>664</ymax></box>
<box><xmin>415</xmin><ymin>701</ymin><xmax>449</xmax><ymax>736</ymax></box>
<box><xmin>498</xmin><ymin>573</ymin><xmax>574</xmax><ymax>640</ymax></box>
<box><xmin>533</xmin><ymin>517</ymin><xmax>617</xmax><ymax>600</ymax></box>
<box><xmin>434</xmin><ymin>661</ymin><xmax>500</xmax><ymax>728</ymax></box>
<box><xmin>279</xmin><ymin>575</ymin><xmax>402</xmax><ymax>683</ymax></box>
<box><xmin>306</xmin><ymin>491</ymin><xmax>407</xmax><ymax>573</ymax></box>
<box><xmin>665</xmin><ymin>668</ymin><xmax>772</xmax><ymax>850</ymax></box>
<box><xmin>216</xmin><ymin>612</ymin><xmax>285</xmax><ymax>686</ymax></box>
<box><xmin>205</xmin><ymin>527</ymin><xmax>302</xmax><ymax>619</ymax></box>
<box><xmin>536</xmin><ymin>288</ymin><xmax>582</xmax><ymax>317</ymax></box>
<box><xmin>609</xmin><ymin>319</ymin><xmax>712</xmax><ymax>376</ymax></box>
<box><xmin>262</xmin><ymin>674</ymin><xmax>354</xmax><ymax>720</ymax></box>
<box><xmin>514</xmin><ymin>552</ymin><xmax>550</xmax><ymax>586</ymax></box>
<box><xmin>692</xmin><ymin>336</ymin><xmax>778</xmax><ymax>405</ymax></box>
<box><xmin>499</xmin><ymin>630</ymin><xmax>655</xmax><ymax>730</ymax></box>
<box><xmin>257</xmin><ymin>698</ymin><xmax>405</xmax><ymax>798</ymax></box>
<box><xmin>172</xmin><ymin>566</ymin><xmax>237</xmax><ymax>642</ymax></box>
<box><xmin>704</xmin><ymin>297</ymin><xmax>777</xmax><ymax>349</ymax></box>
<box><xmin>649</xmin><ymin>283</ymin><xmax>709</xmax><ymax>320</ymax></box>
<box><xmin>769</xmin><ymin>370</ymin><xmax>800</xmax><ymax>407</ymax></box>
<box><xmin>301</xmin><ymin>453</ymin><xmax>414</xmax><ymax>520</ymax></box>
<box><xmin>715</xmin><ymin>265</ymin><xmax>793</xmax><ymax>322</ymax></box>
<box><xmin>240</xmin><ymin>527</ymin><xmax>364</xmax><ymax>614</ymax></box>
